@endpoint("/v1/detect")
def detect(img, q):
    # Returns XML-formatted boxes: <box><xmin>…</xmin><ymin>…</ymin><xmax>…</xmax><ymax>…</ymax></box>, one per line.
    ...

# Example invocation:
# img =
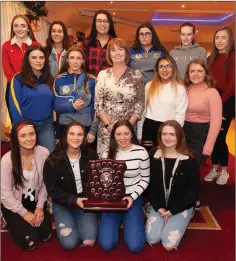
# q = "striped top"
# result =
<box><xmin>102</xmin><ymin>144</ymin><xmax>150</xmax><ymax>200</ymax></box>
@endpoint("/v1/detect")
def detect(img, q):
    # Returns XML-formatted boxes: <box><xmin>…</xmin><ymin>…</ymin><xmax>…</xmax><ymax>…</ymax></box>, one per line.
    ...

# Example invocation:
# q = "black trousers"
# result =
<box><xmin>1</xmin><ymin>202</ymin><xmax>52</xmax><ymax>250</ymax></box>
<box><xmin>142</xmin><ymin>118</ymin><xmax>163</xmax><ymax>152</ymax></box>
<box><xmin>5</xmin><ymin>82</ymin><xmax>13</xmax><ymax>123</ymax></box>
<box><xmin>183</xmin><ymin>121</ymin><xmax>209</xmax><ymax>168</ymax></box>
<box><xmin>211</xmin><ymin>96</ymin><xmax>235</xmax><ymax>167</ymax></box>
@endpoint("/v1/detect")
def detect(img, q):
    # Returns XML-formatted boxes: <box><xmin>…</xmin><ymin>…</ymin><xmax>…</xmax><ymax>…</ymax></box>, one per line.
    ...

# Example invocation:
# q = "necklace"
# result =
<box><xmin>69</xmin><ymin>157</ymin><xmax>79</xmax><ymax>168</ymax></box>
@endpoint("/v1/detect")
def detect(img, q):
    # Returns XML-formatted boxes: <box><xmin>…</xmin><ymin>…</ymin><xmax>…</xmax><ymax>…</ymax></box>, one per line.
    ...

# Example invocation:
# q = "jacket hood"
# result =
<box><xmin>174</xmin><ymin>43</ymin><xmax>200</xmax><ymax>51</ymax></box>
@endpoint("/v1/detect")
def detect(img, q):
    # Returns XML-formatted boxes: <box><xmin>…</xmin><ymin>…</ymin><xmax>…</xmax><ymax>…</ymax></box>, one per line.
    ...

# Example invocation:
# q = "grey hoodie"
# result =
<box><xmin>170</xmin><ymin>43</ymin><xmax>207</xmax><ymax>81</ymax></box>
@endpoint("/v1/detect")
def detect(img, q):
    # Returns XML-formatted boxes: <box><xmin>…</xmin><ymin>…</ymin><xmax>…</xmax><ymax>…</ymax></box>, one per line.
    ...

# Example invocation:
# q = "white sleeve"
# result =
<box><xmin>175</xmin><ymin>86</ymin><xmax>188</xmax><ymax>127</ymax></box>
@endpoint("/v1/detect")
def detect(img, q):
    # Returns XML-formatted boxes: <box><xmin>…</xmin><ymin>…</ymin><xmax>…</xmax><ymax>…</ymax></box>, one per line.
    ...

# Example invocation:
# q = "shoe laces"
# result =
<box><xmin>220</xmin><ymin>169</ymin><xmax>228</xmax><ymax>178</ymax></box>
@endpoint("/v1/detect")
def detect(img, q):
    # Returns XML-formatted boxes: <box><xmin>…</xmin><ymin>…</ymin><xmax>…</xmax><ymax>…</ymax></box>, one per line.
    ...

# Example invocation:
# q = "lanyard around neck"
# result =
<box><xmin>161</xmin><ymin>155</ymin><xmax>180</xmax><ymax>200</ymax></box>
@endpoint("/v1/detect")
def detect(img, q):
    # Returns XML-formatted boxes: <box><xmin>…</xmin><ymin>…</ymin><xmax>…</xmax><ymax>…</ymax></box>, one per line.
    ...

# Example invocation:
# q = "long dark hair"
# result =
<box><xmin>45</xmin><ymin>21</ymin><xmax>71</xmax><ymax>55</ymax></box>
<box><xmin>10</xmin><ymin>120</ymin><xmax>38</xmax><ymax>189</ymax></box>
<box><xmin>208</xmin><ymin>27</ymin><xmax>235</xmax><ymax>76</ymax></box>
<box><xmin>132</xmin><ymin>21</ymin><xmax>168</xmax><ymax>54</ymax></box>
<box><xmin>21</xmin><ymin>45</ymin><xmax>54</xmax><ymax>89</ymax></box>
<box><xmin>53</xmin><ymin>121</ymin><xmax>87</xmax><ymax>158</ymax></box>
<box><xmin>107</xmin><ymin>120</ymin><xmax>138</xmax><ymax>160</ymax></box>
<box><xmin>10</xmin><ymin>14</ymin><xmax>36</xmax><ymax>41</ymax></box>
<box><xmin>157</xmin><ymin>120</ymin><xmax>194</xmax><ymax>158</ymax></box>
<box><xmin>86</xmin><ymin>10</ymin><xmax>117</xmax><ymax>47</ymax></box>
<box><xmin>184</xmin><ymin>58</ymin><xmax>216</xmax><ymax>88</ymax></box>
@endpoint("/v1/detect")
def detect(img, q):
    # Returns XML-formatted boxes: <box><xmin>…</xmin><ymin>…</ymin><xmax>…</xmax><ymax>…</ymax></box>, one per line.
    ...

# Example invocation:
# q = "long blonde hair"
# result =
<box><xmin>147</xmin><ymin>55</ymin><xmax>182</xmax><ymax>104</ymax></box>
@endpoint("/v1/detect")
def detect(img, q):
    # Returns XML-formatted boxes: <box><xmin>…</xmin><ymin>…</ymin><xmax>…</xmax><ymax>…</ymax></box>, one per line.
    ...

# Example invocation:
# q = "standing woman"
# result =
<box><xmin>99</xmin><ymin>120</ymin><xmax>150</xmax><ymax>252</ymax></box>
<box><xmin>53</xmin><ymin>46</ymin><xmax>96</xmax><ymax>139</ymax></box>
<box><xmin>146</xmin><ymin>120</ymin><xmax>199</xmax><ymax>250</ymax></box>
<box><xmin>8</xmin><ymin>45</ymin><xmax>56</xmax><ymax>152</ymax></box>
<box><xmin>1</xmin><ymin>120</ymin><xmax>52</xmax><ymax>250</ymax></box>
<box><xmin>95</xmin><ymin>38</ymin><xmax>145</xmax><ymax>156</ymax></box>
<box><xmin>204</xmin><ymin>27</ymin><xmax>235</xmax><ymax>185</ymax></box>
<box><xmin>45</xmin><ymin>21</ymin><xmax>71</xmax><ymax>78</ymax></box>
<box><xmin>130</xmin><ymin>21</ymin><xmax>168</xmax><ymax>84</ymax></box>
<box><xmin>2</xmin><ymin>14</ymin><xmax>41</xmax><ymax>122</ymax></box>
<box><xmin>84</xmin><ymin>10</ymin><xmax>117</xmax><ymax>77</ymax></box>
<box><xmin>137</xmin><ymin>55</ymin><xmax>188</xmax><ymax>151</ymax></box>
<box><xmin>183</xmin><ymin>58</ymin><xmax>222</xmax><ymax>167</ymax></box>
<box><xmin>43</xmin><ymin>121</ymin><xmax>98</xmax><ymax>250</ymax></box>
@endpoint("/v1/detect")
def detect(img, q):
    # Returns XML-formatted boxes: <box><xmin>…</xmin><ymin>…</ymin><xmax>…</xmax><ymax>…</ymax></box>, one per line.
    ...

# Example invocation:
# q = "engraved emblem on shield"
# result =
<box><xmin>100</xmin><ymin>172</ymin><xmax>112</xmax><ymax>188</ymax></box>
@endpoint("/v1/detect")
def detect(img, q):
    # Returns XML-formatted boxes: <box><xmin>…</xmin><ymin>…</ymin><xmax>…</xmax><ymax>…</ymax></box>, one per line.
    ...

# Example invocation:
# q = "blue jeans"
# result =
<box><xmin>145</xmin><ymin>206</ymin><xmax>193</xmax><ymax>249</ymax></box>
<box><xmin>52</xmin><ymin>202</ymin><xmax>98</xmax><ymax>250</ymax></box>
<box><xmin>32</xmin><ymin>118</ymin><xmax>56</xmax><ymax>153</ymax></box>
<box><xmin>98</xmin><ymin>196</ymin><xmax>145</xmax><ymax>253</ymax></box>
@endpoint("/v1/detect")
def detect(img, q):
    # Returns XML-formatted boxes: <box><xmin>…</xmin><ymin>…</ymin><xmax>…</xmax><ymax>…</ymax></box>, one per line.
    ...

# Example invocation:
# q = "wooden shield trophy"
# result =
<box><xmin>83</xmin><ymin>159</ymin><xmax>128</xmax><ymax>210</ymax></box>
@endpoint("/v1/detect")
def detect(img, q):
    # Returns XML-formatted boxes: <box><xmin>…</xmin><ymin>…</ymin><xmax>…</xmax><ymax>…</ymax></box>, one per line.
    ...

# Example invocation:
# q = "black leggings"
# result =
<box><xmin>1</xmin><ymin>203</ymin><xmax>52</xmax><ymax>250</ymax></box>
<box><xmin>211</xmin><ymin>96</ymin><xmax>235</xmax><ymax>167</ymax></box>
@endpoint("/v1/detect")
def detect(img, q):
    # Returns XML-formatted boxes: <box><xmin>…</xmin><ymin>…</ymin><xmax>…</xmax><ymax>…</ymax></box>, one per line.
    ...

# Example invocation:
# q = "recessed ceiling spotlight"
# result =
<box><xmin>113</xmin><ymin>12</ymin><xmax>116</xmax><ymax>15</ymax></box>
<box><xmin>110</xmin><ymin>1</ymin><xmax>113</xmax><ymax>3</ymax></box>
<box><xmin>182</xmin><ymin>4</ymin><xmax>185</xmax><ymax>8</ymax></box>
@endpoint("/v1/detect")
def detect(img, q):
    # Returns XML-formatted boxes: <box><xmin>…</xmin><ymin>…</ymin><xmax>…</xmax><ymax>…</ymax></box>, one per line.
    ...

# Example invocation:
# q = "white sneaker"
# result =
<box><xmin>204</xmin><ymin>168</ymin><xmax>219</xmax><ymax>182</ymax></box>
<box><xmin>216</xmin><ymin>170</ymin><xmax>229</xmax><ymax>185</ymax></box>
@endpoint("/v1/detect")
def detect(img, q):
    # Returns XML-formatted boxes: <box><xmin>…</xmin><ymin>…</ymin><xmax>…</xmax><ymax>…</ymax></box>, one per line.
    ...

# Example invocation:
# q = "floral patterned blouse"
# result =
<box><xmin>95</xmin><ymin>67</ymin><xmax>145</xmax><ymax>155</ymax></box>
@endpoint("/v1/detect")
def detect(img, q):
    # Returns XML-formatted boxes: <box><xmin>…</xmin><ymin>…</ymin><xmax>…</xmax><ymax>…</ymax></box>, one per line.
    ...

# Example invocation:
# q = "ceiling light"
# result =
<box><xmin>110</xmin><ymin>1</ymin><xmax>113</xmax><ymax>3</ymax></box>
<box><xmin>113</xmin><ymin>12</ymin><xmax>116</xmax><ymax>15</ymax></box>
<box><xmin>182</xmin><ymin>4</ymin><xmax>185</xmax><ymax>8</ymax></box>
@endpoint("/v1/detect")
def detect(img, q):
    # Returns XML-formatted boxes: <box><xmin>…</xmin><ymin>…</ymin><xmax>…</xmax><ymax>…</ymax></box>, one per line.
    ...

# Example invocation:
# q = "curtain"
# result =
<box><xmin>1</xmin><ymin>1</ymin><xmax>50</xmax><ymax>129</ymax></box>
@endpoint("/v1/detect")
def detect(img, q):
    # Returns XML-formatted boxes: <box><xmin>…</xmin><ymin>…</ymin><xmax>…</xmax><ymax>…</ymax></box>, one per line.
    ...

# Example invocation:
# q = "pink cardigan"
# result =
<box><xmin>1</xmin><ymin>145</ymin><xmax>49</xmax><ymax>217</ymax></box>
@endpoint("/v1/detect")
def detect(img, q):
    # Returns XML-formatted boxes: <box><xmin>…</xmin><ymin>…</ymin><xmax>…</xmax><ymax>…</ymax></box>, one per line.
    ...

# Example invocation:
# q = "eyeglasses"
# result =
<box><xmin>158</xmin><ymin>64</ymin><xmax>173</xmax><ymax>70</ymax></box>
<box><xmin>139</xmin><ymin>32</ymin><xmax>152</xmax><ymax>38</ymax></box>
<box><xmin>96</xmin><ymin>19</ymin><xmax>109</xmax><ymax>24</ymax></box>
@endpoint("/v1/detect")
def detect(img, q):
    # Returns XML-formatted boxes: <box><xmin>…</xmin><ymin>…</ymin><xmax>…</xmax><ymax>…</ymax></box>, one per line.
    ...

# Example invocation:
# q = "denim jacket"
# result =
<box><xmin>49</xmin><ymin>48</ymin><xmax>67</xmax><ymax>78</ymax></box>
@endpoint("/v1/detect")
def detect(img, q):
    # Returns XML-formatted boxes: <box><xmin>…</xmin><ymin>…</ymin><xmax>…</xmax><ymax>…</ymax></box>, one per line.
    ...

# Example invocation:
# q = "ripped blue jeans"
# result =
<box><xmin>145</xmin><ymin>206</ymin><xmax>193</xmax><ymax>249</ymax></box>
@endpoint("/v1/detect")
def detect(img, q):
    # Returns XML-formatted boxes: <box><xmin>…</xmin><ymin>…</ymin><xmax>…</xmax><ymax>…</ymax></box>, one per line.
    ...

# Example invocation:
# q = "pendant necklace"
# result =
<box><xmin>69</xmin><ymin>158</ymin><xmax>79</xmax><ymax>168</ymax></box>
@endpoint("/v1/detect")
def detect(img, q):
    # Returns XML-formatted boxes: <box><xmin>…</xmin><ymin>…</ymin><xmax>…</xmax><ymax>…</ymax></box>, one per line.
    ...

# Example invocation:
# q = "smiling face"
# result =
<box><xmin>114</xmin><ymin>125</ymin><xmax>132</xmax><ymax>150</ymax></box>
<box><xmin>18</xmin><ymin>125</ymin><xmax>36</xmax><ymax>151</ymax></box>
<box><xmin>110</xmin><ymin>44</ymin><xmax>126</xmax><ymax>65</ymax></box>
<box><xmin>215</xmin><ymin>29</ymin><xmax>229</xmax><ymax>53</ymax></box>
<box><xmin>139</xmin><ymin>27</ymin><xmax>153</xmax><ymax>47</ymax></box>
<box><xmin>51</xmin><ymin>24</ymin><xmax>64</xmax><ymax>44</ymax></box>
<box><xmin>161</xmin><ymin>125</ymin><xmax>178</xmax><ymax>149</ymax></box>
<box><xmin>66</xmin><ymin>125</ymin><xmax>84</xmax><ymax>150</ymax></box>
<box><xmin>158</xmin><ymin>59</ymin><xmax>173</xmax><ymax>83</ymax></box>
<box><xmin>188</xmin><ymin>63</ymin><xmax>206</xmax><ymax>85</ymax></box>
<box><xmin>13</xmin><ymin>17</ymin><xmax>28</xmax><ymax>40</ymax></box>
<box><xmin>28</xmin><ymin>50</ymin><xmax>45</xmax><ymax>75</ymax></box>
<box><xmin>180</xmin><ymin>26</ymin><xmax>195</xmax><ymax>48</ymax></box>
<box><xmin>95</xmin><ymin>13</ymin><xmax>110</xmax><ymax>35</ymax></box>
<box><xmin>67</xmin><ymin>51</ymin><xmax>84</xmax><ymax>73</ymax></box>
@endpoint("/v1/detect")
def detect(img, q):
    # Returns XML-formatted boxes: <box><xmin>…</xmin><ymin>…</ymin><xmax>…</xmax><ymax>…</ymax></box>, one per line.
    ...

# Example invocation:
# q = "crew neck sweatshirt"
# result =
<box><xmin>208</xmin><ymin>51</ymin><xmax>235</xmax><ymax>103</ymax></box>
<box><xmin>185</xmin><ymin>82</ymin><xmax>222</xmax><ymax>155</ymax></box>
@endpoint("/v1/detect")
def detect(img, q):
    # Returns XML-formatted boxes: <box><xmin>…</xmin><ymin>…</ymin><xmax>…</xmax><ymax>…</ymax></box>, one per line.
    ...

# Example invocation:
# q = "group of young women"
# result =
<box><xmin>1</xmin><ymin>9</ymin><xmax>235</xmax><ymax>252</ymax></box>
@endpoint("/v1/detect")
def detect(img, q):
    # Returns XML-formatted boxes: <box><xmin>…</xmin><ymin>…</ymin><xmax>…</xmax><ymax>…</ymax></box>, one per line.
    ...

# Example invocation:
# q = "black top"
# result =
<box><xmin>148</xmin><ymin>154</ymin><xmax>200</xmax><ymax>215</ymax></box>
<box><xmin>164</xmin><ymin>158</ymin><xmax>176</xmax><ymax>189</ymax></box>
<box><xmin>43</xmin><ymin>147</ymin><xmax>98</xmax><ymax>210</ymax></box>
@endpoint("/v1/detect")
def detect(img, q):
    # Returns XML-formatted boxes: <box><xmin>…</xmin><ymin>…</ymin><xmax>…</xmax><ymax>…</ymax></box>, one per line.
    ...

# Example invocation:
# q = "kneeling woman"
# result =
<box><xmin>1</xmin><ymin>120</ymin><xmax>52</xmax><ymax>250</ymax></box>
<box><xmin>99</xmin><ymin>120</ymin><xmax>150</xmax><ymax>253</ymax></box>
<box><xmin>146</xmin><ymin>120</ymin><xmax>199</xmax><ymax>250</ymax></box>
<box><xmin>43</xmin><ymin>121</ymin><xmax>98</xmax><ymax>250</ymax></box>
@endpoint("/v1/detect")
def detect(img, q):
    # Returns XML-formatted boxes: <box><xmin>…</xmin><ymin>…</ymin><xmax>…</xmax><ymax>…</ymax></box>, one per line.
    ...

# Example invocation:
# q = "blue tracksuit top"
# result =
<box><xmin>53</xmin><ymin>71</ymin><xmax>96</xmax><ymax>122</ymax></box>
<box><xmin>9</xmin><ymin>73</ymin><xmax>54</xmax><ymax>123</ymax></box>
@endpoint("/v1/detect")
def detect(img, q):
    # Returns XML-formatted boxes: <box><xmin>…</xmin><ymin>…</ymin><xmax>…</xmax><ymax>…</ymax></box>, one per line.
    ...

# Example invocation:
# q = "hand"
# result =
<box><xmin>73</xmin><ymin>98</ymin><xmax>85</xmax><ymax>110</ymax></box>
<box><xmin>87</xmin><ymin>133</ymin><xmax>95</xmax><ymax>143</ymax></box>
<box><xmin>23</xmin><ymin>211</ymin><xmax>36</xmax><ymax>226</ymax></box>
<box><xmin>122</xmin><ymin>196</ymin><xmax>133</xmax><ymax>209</ymax></box>
<box><xmin>107</xmin><ymin>124</ymin><xmax>114</xmax><ymax>133</ymax></box>
<box><xmin>34</xmin><ymin>207</ymin><xmax>44</xmax><ymax>227</ymax></box>
<box><xmin>161</xmin><ymin>210</ymin><xmax>172</xmax><ymax>224</ymax></box>
<box><xmin>76</xmin><ymin>197</ymin><xmax>88</xmax><ymax>209</ymax></box>
<box><xmin>158</xmin><ymin>208</ymin><xmax>167</xmax><ymax>216</ymax></box>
